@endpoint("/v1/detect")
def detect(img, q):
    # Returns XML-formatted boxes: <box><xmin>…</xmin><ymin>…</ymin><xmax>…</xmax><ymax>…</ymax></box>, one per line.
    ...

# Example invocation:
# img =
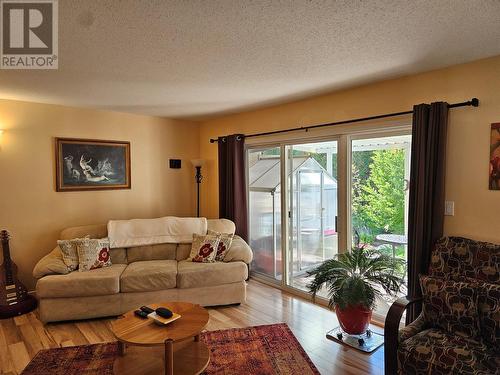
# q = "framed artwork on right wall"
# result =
<box><xmin>490</xmin><ymin>123</ymin><xmax>500</xmax><ymax>190</ymax></box>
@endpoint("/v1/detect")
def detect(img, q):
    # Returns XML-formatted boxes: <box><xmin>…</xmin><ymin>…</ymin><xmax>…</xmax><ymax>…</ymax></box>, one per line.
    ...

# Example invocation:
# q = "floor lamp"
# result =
<box><xmin>191</xmin><ymin>159</ymin><xmax>205</xmax><ymax>217</ymax></box>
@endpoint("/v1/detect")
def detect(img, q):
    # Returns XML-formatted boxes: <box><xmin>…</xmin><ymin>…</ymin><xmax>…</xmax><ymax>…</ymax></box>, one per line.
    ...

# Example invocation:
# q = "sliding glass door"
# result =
<box><xmin>248</xmin><ymin>146</ymin><xmax>282</xmax><ymax>281</ymax></box>
<box><xmin>285</xmin><ymin>141</ymin><xmax>338</xmax><ymax>296</ymax></box>
<box><xmin>247</xmin><ymin>129</ymin><xmax>411</xmax><ymax>306</ymax></box>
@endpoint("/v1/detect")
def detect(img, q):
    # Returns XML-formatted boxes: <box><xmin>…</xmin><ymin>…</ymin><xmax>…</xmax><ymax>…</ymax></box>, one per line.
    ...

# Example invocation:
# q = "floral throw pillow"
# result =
<box><xmin>57</xmin><ymin>236</ymin><xmax>89</xmax><ymax>271</ymax></box>
<box><xmin>188</xmin><ymin>234</ymin><xmax>220</xmax><ymax>263</ymax></box>
<box><xmin>419</xmin><ymin>275</ymin><xmax>480</xmax><ymax>339</ymax></box>
<box><xmin>76</xmin><ymin>238</ymin><xmax>112</xmax><ymax>272</ymax></box>
<box><xmin>207</xmin><ymin>230</ymin><xmax>234</xmax><ymax>261</ymax></box>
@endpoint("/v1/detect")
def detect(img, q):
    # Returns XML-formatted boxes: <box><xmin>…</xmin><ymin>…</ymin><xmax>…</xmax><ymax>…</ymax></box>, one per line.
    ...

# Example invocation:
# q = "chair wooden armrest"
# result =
<box><xmin>384</xmin><ymin>296</ymin><xmax>423</xmax><ymax>375</ymax></box>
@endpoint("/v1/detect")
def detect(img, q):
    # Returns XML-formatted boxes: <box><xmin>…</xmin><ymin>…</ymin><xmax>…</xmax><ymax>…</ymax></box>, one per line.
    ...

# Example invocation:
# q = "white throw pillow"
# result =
<box><xmin>77</xmin><ymin>238</ymin><xmax>112</xmax><ymax>272</ymax></box>
<box><xmin>188</xmin><ymin>233</ymin><xmax>220</xmax><ymax>263</ymax></box>
<box><xmin>207</xmin><ymin>229</ymin><xmax>234</xmax><ymax>261</ymax></box>
<box><xmin>57</xmin><ymin>236</ymin><xmax>89</xmax><ymax>271</ymax></box>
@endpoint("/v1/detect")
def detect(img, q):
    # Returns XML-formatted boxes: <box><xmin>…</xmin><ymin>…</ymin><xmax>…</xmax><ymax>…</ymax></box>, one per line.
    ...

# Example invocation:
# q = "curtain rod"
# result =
<box><xmin>209</xmin><ymin>98</ymin><xmax>479</xmax><ymax>143</ymax></box>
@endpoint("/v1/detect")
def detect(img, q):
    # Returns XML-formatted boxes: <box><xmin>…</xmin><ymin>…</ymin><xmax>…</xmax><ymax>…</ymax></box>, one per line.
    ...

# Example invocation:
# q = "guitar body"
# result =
<box><xmin>0</xmin><ymin>230</ymin><xmax>37</xmax><ymax>319</ymax></box>
<box><xmin>0</xmin><ymin>295</ymin><xmax>37</xmax><ymax>319</ymax></box>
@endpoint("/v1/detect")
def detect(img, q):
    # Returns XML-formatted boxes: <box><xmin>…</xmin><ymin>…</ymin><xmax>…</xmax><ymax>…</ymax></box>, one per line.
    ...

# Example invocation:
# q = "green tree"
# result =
<box><xmin>311</xmin><ymin>153</ymin><xmax>337</xmax><ymax>178</ymax></box>
<box><xmin>359</xmin><ymin>150</ymin><xmax>405</xmax><ymax>234</ymax></box>
<box><xmin>351</xmin><ymin>151</ymin><xmax>376</xmax><ymax>243</ymax></box>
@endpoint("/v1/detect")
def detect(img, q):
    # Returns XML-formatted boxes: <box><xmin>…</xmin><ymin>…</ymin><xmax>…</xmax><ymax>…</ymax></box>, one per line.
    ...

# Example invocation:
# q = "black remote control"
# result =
<box><xmin>155</xmin><ymin>307</ymin><xmax>173</xmax><ymax>319</ymax></box>
<box><xmin>134</xmin><ymin>310</ymin><xmax>148</xmax><ymax>319</ymax></box>
<box><xmin>140</xmin><ymin>306</ymin><xmax>155</xmax><ymax>314</ymax></box>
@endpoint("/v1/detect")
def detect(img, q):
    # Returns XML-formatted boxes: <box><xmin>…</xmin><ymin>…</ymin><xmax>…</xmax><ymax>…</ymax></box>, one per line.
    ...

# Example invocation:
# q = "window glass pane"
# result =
<box><xmin>351</xmin><ymin>134</ymin><xmax>411</xmax><ymax>314</ymax></box>
<box><xmin>285</xmin><ymin>141</ymin><xmax>338</xmax><ymax>297</ymax></box>
<box><xmin>248</xmin><ymin>147</ymin><xmax>282</xmax><ymax>280</ymax></box>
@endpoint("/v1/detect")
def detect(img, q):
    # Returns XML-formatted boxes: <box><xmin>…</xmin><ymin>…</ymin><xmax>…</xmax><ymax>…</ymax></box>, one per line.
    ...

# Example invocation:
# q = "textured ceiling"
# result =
<box><xmin>1</xmin><ymin>0</ymin><xmax>500</xmax><ymax>120</ymax></box>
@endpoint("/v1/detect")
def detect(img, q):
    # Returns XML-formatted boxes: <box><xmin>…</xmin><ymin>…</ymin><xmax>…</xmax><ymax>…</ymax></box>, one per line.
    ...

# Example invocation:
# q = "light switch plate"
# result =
<box><xmin>444</xmin><ymin>201</ymin><xmax>455</xmax><ymax>216</ymax></box>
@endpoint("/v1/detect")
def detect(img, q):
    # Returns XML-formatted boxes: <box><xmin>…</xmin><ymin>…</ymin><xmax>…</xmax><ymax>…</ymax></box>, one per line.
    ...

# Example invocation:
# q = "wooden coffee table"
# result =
<box><xmin>111</xmin><ymin>302</ymin><xmax>210</xmax><ymax>375</ymax></box>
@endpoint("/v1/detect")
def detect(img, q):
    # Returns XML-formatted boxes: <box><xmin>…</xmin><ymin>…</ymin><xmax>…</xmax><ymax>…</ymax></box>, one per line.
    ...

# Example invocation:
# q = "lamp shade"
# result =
<box><xmin>191</xmin><ymin>159</ymin><xmax>205</xmax><ymax>167</ymax></box>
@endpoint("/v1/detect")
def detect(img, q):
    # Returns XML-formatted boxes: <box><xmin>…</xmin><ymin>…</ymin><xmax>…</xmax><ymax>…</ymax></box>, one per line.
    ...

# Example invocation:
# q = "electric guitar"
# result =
<box><xmin>0</xmin><ymin>230</ymin><xmax>37</xmax><ymax>319</ymax></box>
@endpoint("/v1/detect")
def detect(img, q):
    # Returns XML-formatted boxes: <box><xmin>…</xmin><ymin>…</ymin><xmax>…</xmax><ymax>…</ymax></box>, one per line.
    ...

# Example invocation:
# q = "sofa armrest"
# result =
<box><xmin>223</xmin><ymin>236</ymin><xmax>253</xmax><ymax>264</ymax></box>
<box><xmin>33</xmin><ymin>246</ymin><xmax>70</xmax><ymax>279</ymax></box>
<box><xmin>399</xmin><ymin>314</ymin><xmax>427</xmax><ymax>342</ymax></box>
<box><xmin>384</xmin><ymin>296</ymin><xmax>423</xmax><ymax>375</ymax></box>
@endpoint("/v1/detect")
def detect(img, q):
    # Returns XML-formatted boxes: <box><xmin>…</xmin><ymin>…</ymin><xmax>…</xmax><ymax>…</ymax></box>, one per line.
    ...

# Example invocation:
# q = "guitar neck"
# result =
<box><xmin>2</xmin><ymin>240</ymin><xmax>14</xmax><ymax>285</ymax></box>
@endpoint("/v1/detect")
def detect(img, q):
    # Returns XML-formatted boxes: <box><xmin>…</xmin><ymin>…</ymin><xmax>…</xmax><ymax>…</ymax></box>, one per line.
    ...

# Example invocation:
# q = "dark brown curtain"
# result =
<box><xmin>218</xmin><ymin>134</ymin><xmax>248</xmax><ymax>241</ymax></box>
<box><xmin>406</xmin><ymin>102</ymin><xmax>449</xmax><ymax>324</ymax></box>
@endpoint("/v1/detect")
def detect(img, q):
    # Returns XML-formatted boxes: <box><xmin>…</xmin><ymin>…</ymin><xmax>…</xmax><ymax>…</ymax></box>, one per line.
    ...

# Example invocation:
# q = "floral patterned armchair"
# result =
<box><xmin>384</xmin><ymin>237</ymin><xmax>500</xmax><ymax>375</ymax></box>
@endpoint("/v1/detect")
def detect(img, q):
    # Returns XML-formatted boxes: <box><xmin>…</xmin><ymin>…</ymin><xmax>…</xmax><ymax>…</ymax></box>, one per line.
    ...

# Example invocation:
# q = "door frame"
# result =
<box><xmin>245</xmin><ymin>120</ymin><xmax>412</xmax><ymax>324</ymax></box>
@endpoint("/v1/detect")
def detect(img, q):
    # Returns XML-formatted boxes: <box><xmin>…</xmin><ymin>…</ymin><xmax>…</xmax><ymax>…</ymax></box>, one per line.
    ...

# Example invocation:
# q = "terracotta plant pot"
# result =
<box><xmin>335</xmin><ymin>304</ymin><xmax>372</xmax><ymax>335</ymax></box>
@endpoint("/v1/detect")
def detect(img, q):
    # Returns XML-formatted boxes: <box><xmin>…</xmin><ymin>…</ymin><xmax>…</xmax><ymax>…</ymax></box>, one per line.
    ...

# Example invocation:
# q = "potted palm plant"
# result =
<box><xmin>307</xmin><ymin>246</ymin><xmax>405</xmax><ymax>335</ymax></box>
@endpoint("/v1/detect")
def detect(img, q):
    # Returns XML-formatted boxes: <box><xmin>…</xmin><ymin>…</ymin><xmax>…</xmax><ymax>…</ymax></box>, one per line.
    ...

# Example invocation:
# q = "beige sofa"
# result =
<box><xmin>33</xmin><ymin>219</ymin><xmax>252</xmax><ymax>323</ymax></box>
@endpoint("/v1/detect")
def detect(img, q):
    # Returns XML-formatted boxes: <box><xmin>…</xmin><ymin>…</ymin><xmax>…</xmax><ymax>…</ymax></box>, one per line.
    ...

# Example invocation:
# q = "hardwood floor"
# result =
<box><xmin>0</xmin><ymin>280</ymin><xmax>385</xmax><ymax>375</ymax></box>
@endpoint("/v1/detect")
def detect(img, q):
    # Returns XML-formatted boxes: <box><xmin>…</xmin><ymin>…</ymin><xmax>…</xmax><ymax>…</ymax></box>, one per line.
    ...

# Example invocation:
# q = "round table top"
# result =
<box><xmin>111</xmin><ymin>302</ymin><xmax>209</xmax><ymax>346</ymax></box>
<box><xmin>375</xmin><ymin>234</ymin><xmax>407</xmax><ymax>245</ymax></box>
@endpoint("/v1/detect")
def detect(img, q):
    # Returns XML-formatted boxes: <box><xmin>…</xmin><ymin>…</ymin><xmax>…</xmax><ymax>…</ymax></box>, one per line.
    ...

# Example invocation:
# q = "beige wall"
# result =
<box><xmin>2</xmin><ymin>55</ymin><xmax>499</xmax><ymax>289</ymax></box>
<box><xmin>0</xmin><ymin>100</ymin><xmax>200</xmax><ymax>289</ymax></box>
<box><xmin>199</xmin><ymin>55</ymin><xmax>500</xmax><ymax>244</ymax></box>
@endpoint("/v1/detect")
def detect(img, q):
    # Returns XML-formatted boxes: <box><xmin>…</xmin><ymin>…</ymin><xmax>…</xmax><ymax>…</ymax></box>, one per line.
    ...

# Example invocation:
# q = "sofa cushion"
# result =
<box><xmin>36</xmin><ymin>264</ymin><xmax>127</xmax><ymax>298</ymax></box>
<box><xmin>398</xmin><ymin>328</ymin><xmax>499</xmax><ymax>375</ymax></box>
<box><xmin>110</xmin><ymin>248</ymin><xmax>127</xmax><ymax>264</ymax></box>
<box><xmin>177</xmin><ymin>260</ymin><xmax>247</xmax><ymax>289</ymax></box>
<box><xmin>420</xmin><ymin>275</ymin><xmax>480</xmax><ymax>339</ymax></box>
<box><xmin>127</xmin><ymin>243</ymin><xmax>177</xmax><ymax>263</ymax></box>
<box><xmin>176</xmin><ymin>244</ymin><xmax>191</xmax><ymax>261</ymax></box>
<box><xmin>120</xmin><ymin>260</ymin><xmax>177</xmax><ymax>292</ymax></box>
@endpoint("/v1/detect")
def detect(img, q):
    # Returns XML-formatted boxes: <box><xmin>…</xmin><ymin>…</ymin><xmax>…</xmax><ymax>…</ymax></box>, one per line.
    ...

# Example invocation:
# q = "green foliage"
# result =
<box><xmin>352</xmin><ymin>149</ymin><xmax>405</xmax><ymax>237</ymax></box>
<box><xmin>378</xmin><ymin>245</ymin><xmax>406</xmax><ymax>258</ymax></box>
<box><xmin>311</xmin><ymin>152</ymin><xmax>338</xmax><ymax>178</ymax></box>
<box><xmin>352</xmin><ymin>151</ymin><xmax>373</xmax><ymax>181</ymax></box>
<box><xmin>311</xmin><ymin>152</ymin><xmax>326</xmax><ymax>168</ymax></box>
<box><xmin>351</xmin><ymin>163</ymin><xmax>371</xmax><ymax>241</ymax></box>
<box><xmin>307</xmin><ymin>247</ymin><xmax>405</xmax><ymax>310</ymax></box>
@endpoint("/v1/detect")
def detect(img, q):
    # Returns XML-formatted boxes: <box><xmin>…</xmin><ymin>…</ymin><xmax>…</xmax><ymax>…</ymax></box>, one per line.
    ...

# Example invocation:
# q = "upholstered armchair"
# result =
<box><xmin>384</xmin><ymin>236</ymin><xmax>499</xmax><ymax>375</ymax></box>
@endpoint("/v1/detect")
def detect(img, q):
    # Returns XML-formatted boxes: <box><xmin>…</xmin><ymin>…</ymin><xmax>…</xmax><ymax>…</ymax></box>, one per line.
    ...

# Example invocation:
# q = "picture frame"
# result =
<box><xmin>55</xmin><ymin>138</ymin><xmax>131</xmax><ymax>191</ymax></box>
<box><xmin>490</xmin><ymin>123</ymin><xmax>500</xmax><ymax>190</ymax></box>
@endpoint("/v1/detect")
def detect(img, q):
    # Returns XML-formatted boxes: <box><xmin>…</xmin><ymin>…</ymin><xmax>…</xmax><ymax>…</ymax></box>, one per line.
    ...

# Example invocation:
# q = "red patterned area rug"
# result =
<box><xmin>21</xmin><ymin>323</ymin><xmax>320</xmax><ymax>375</ymax></box>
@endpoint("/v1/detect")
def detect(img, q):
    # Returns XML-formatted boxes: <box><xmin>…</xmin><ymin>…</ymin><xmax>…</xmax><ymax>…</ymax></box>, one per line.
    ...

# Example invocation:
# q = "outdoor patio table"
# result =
<box><xmin>375</xmin><ymin>234</ymin><xmax>407</xmax><ymax>258</ymax></box>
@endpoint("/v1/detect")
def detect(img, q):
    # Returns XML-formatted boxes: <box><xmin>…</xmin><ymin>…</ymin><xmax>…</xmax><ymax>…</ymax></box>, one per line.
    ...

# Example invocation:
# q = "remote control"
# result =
<box><xmin>155</xmin><ymin>307</ymin><xmax>173</xmax><ymax>319</ymax></box>
<box><xmin>140</xmin><ymin>306</ymin><xmax>155</xmax><ymax>314</ymax></box>
<box><xmin>134</xmin><ymin>310</ymin><xmax>148</xmax><ymax>319</ymax></box>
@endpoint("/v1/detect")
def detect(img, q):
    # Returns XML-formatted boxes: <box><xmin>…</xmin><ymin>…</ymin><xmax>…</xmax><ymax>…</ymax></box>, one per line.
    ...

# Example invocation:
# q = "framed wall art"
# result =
<box><xmin>55</xmin><ymin>138</ymin><xmax>131</xmax><ymax>191</ymax></box>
